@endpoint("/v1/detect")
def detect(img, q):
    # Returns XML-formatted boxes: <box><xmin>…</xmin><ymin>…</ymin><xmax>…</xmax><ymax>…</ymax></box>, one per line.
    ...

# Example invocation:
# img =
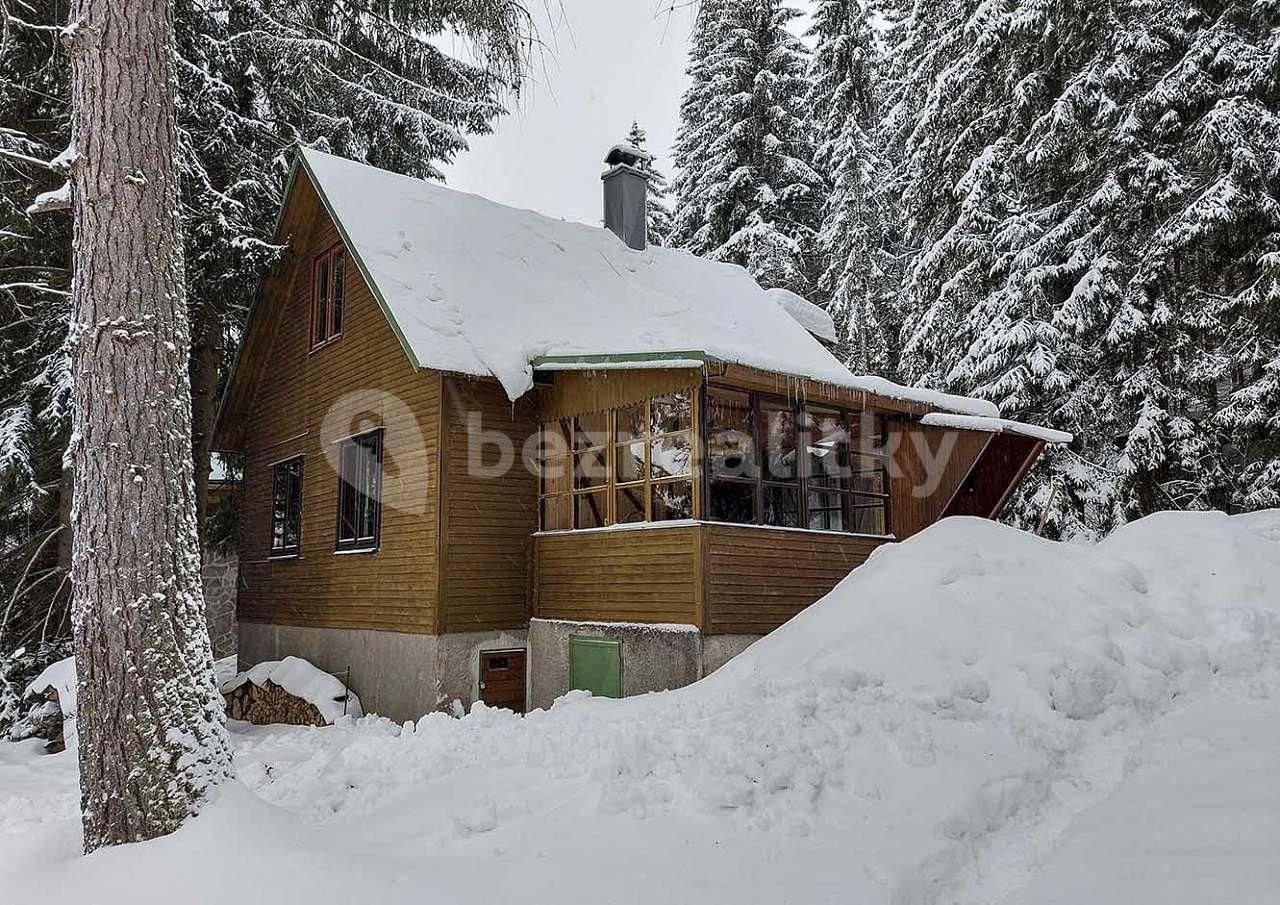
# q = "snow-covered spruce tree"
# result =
<box><xmin>670</xmin><ymin>0</ymin><xmax>726</xmax><ymax>250</ymax></box>
<box><xmin>0</xmin><ymin>1</ymin><xmax>75</xmax><ymax>670</ymax></box>
<box><xmin>63</xmin><ymin>0</ymin><xmax>233</xmax><ymax>848</ymax></box>
<box><xmin>884</xmin><ymin>0</ymin><xmax>1280</xmax><ymax>536</ymax></box>
<box><xmin>176</xmin><ymin>0</ymin><xmax>533</xmax><ymax>523</ymax></box>
<box><xmin>806</xmin><ymin>0</ymin><xmax>899</xmax><ymax>375</ymax></box>
<box><xmin>674</xmin><ymin>0</ymin><xmax>822</xmax><ymax>293</ymax></box>
<box><xmin>623</xmin><ymin>121</ymin><xmax>675</xmax><ymax>246</ymax></box>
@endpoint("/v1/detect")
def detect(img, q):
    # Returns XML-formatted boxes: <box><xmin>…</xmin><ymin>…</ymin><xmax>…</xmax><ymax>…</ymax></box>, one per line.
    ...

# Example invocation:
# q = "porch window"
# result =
<box><xmin>705</xmin><ymin>388</ymin><xmax>890</xmax><ymax>536</ymax></box>
<box><xmin>336</xmin><ymin>428</ymin><xmax>382</xmax><ymax>551</ymax></box>
<box><xmin>269</xmin><ymin>456</ymin><xmax>303</xmax><ymax>557</ymax></box>
<box><xmin>538</xmin><ymin>391</ymin><xmax>694</xmax><ymax>530</ymax></box>
<box><xmin>311</xmin><ymin>245</ymin><xmax>346</xmax><ymax>348</ymax></box>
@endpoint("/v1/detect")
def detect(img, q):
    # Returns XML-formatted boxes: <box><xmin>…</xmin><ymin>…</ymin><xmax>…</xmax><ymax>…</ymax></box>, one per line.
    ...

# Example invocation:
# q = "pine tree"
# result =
<box><xmin>623</xmin><ymin>121</ymin><xmax>674</xmax><ymax>247</ymax></box>
<box><xmin>885</xmin><ymin>0</ymin><xmax>1280</xmax><ymax>537</ymax></box>
<box><xmin>806</xmin><ymin>0</ymin><xmax>898</xmax><ymax>375</ymax></box>
<box><xmin>672</xmin><ymin>0</ymin><xmax>822</xmax><ymax>294</ymax></box>
<box><xmin>670</xmin><ymin>0</ymin><xmax>727</xmax><ymax>250</ymax></box>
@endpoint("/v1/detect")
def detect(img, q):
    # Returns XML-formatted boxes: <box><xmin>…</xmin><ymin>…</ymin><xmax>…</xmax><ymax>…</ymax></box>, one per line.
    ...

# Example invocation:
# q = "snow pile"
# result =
<box><xmin>919</xmin><ymin>411</ymin><xmax>1074</xmax><ymax>445</ymax></box>
<box><xmin>221</xmin><ymin>657</ymin><xmax>363</xmax><ymax>723</ymax></box>
<box><xmin>2</xmin><ymin>511</ymin><xmax>1277</xmax><ymax>904</ymax></box>
<box><xmin>24</xmin><ymin>656</ymin><xmax>76</xmax><ymax>719</ymax></box>
<box><xmin>297</xmin><ymin>149</ymin><xmax>999</xmax><ymax>418</ymax></box>
<box><xmin>765</xmin><ymin>287</ymin><xmax>837</xmax><ymax>344</ymax></box>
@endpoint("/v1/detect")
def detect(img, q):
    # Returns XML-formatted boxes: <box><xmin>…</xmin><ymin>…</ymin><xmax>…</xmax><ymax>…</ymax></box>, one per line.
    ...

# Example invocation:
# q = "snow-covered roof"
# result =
<box><xmin>919</xmin><ymin>412</ymin><xmax>1073</xmax><ymax>445</ymax></box>
<box><xmin>297</xmin><ymin>149</ymin><xmax>999</xmax><ymax>417</ymax></box>
<box><xmin>766</xmin><ymin>287</ymin><xmax>837</xmax><ymax>345</ymax></box>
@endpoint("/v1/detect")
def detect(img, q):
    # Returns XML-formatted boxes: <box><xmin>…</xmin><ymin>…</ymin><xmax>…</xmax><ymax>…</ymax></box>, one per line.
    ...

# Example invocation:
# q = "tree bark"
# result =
<box><xmin>64</xmin><ymin>0</ymin><xmax>232</xmax><ymax>851</ymax></box>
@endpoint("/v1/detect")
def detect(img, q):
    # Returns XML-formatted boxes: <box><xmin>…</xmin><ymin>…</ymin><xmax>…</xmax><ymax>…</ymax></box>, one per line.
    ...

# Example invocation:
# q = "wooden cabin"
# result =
<box><xmin>213</xmin><ymin>147</ymin><xmax>1070</xmax><ymax>720</ymax></box>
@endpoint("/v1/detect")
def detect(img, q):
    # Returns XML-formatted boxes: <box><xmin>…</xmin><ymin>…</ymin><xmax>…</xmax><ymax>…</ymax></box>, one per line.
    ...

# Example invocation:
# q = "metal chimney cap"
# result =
<box><xmin>604</xmin><ymin>143</ymin><xmax>654</xmax><ymax>168</ymax></box>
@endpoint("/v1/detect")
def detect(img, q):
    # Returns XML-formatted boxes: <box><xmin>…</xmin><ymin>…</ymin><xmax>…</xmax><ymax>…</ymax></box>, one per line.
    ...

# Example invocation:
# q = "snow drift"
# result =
<box><xmin>2</xmin><ymin>511</ymin><xmax>1277</xmax><ymax>904</ymax></box>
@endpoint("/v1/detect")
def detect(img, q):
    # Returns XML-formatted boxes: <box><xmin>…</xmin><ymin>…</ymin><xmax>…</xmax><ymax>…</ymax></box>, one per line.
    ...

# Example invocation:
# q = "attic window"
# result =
<box><xmin>311</xmin><ymin>245</ymin><xmax>345</xmax><ymax>348</ymax></box>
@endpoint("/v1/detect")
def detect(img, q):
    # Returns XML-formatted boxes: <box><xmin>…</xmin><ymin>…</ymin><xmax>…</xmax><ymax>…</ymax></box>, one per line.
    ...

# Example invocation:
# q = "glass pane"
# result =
<box><xmin>574</xmin><ymin>449</ymin><xmax>608</xmax><ymax>489</ymax></box>
<box><xmin>538</xmin><ymin>421</ymin><xmax>571</xmax><ymax>461</ymax></box>
<box><xmin>330</xmin><ymin>252</ymin><xmax>345</xmax><ymax>336</ymax></box>
<box><xmin>849</xmin><ymin>411</ymin><xmax>884</xmax><ymax>452</ymax></box>
<box><xmin>709</xmin><ymin>479</ymin><xmax>754</xmax><ymax>524</ymax></box>
<box><xmin>807</xmin><ymin>490</ymin><xmax>845</xmax><ymax>532</ymax></box>
<box><xmin>850</xmin><ymin>502</ymin><xmax>887</xmax><ymax>535</ymax></box>
<box><xmin>313</xmin><ymin>258</ymin><xmax>329</xmax><ymax>345</ymax></box>
<box><xmin>339</xmin><ymin>445</ymin><xmax>358</xmax><ymax>541</ymax></box>
<box><xmin>285</xmin><ymin>461</ymin><xmax>302</xmax><ymax>549</ymax></box>
<box><xmin>651</xmin><ymin>392</ymin><xmax>692</xmax><ymax>435</ymax></box>
<box><xmin>806</xmin><ymin>408</ymin><xmax>848</xmax><ymax>489</ymax></box>
<box><xmin>615</xmin><ymin>485</ymin><xmax>646</xmax><ymax>524</ymax></box>
<box><xmin>850</xmin><ymin>455</ymin><xmax>886</xmax><ymax>494</ymax></box>
<box><xmin>650</xmin><ymin>431</ymin><xmax>691</xmax><ymax>479</ymax></box>
<box><xmin>707</xmin><ymin>389</ymin><xmax>755</xmax><ymax>478</ymax></box>
<box><xmin>761</xmin><ymin>400</ymin><xmax>797</xmax><ymax>482</ymax></box>
<box><xmin>541</xmin><ymin>494</ymin><xmax>571</xmax><ymax>531</ymax></box>
<box><xmin>542</xmin><ymin>456</ymin><xmax>571</xmax><ymax>497</ymax></box>
<box><xmin>614</xmin><ymin>441</ymin><xmax>646</xmax><ymax>484</ymax></box>
<box><xmin>651</xmin><ymin>481</ymin><xmax>693</xmax><ymax>521</ymax></box>
<box><xmin>574</xmin><ymin>411</ymin><xmax>609</xmax><ymax>450</ymax></box>
<box><xmin>575</xmin><ymin>491</ymin><xmax>608</xmax><ymax>529</ymax></box>
<box><xmin>357</xmin><ymin>434</ymin><xmax>381</xmax><ymax>541</ymax></box>
<box><xmin>271</xmin><ymin>465</ymin><xmax>287</xmax><ymax>551</ymax></box>
<box><xmin>616</xmin><ymin>403</ymin><xmax>645</xmax><ymax>443</ymax></box>
<box><xmin>762</xmin><ymin>484</ymin><xmax>801</xmax><ymax>527</ymax></box>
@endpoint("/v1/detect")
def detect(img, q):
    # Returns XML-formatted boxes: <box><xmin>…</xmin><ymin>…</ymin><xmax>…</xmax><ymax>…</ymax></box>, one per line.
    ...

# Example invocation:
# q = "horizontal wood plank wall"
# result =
<box><xmin>888</xmin><ymin>423</ymin><xmax>990</xmax><ymax>540</ymax></box>
<box><xmin>540</xmin><ymin>368</ymin><xmax>703</xmax><ymax>420</ymax></box>
<box><xmin>439</xmin><ymin>376</ymin><xmax>540</xmax><ymax>633</ymax></box>
<box><xmin>238</xmin><ymin>182</ymin><xmax>441</xmax><ymax>633</ymax></box>
<box><xmin>700</xmin><ymin>524</ymin><xmax>886</xmax><ymax>634</ymax></box>
<box><xmin>533</xmin><ymin>526</ymin><xmax>699</xmax><ymax>625</ymax></box>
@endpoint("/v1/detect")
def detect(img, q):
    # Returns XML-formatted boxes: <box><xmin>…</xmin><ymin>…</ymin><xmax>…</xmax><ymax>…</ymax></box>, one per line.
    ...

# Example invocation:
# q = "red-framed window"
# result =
<box><xmin>311</xmin><ymin>245</ymin><xmax>346</xmax><ymax>349</ymax></box>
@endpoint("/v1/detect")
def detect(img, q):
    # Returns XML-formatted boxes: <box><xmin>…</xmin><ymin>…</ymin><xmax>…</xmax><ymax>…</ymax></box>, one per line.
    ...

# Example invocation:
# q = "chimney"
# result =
<box><xmin>601</xmin><ymin>143</ymin><xmax>653</xmax><ymax>251</ymax></box>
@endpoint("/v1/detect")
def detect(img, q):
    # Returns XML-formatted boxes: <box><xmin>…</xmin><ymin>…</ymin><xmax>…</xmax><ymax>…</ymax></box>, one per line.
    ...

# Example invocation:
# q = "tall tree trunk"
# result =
<box><xmin>63</xmin><ymin>0</ymin><xmax>232</xmax><ymax>852</ymax></box>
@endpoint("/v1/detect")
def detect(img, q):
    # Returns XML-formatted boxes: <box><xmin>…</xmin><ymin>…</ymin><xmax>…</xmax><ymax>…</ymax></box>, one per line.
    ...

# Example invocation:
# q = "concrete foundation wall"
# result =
<box><xmin>238</xmin><ymin>622</ymin><xmax>526</xmax><ymax>722</ymax></box>
<box><xmin>528</xmin><ymin>618</ymin><xmax>702</xmax><ymax>711</ymax></box>
<box><xmin>701</xmin><ymin>634</ymin><xmax>763</xmax><ymax>676</ymax></box>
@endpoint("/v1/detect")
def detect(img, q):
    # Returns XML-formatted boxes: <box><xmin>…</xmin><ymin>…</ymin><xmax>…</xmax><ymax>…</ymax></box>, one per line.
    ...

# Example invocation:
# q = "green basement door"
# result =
<box><xmin>569</xmin><ymin>636</ymin><xmax>622</xmax><ymax>699</ymax></box>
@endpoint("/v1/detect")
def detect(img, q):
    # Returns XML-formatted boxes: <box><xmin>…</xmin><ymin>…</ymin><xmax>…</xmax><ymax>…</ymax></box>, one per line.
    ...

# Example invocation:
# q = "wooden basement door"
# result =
<box><xmin>479</xmin><ymin>649</ymin><xmax>527</xmax><ymax>714</ymax></box>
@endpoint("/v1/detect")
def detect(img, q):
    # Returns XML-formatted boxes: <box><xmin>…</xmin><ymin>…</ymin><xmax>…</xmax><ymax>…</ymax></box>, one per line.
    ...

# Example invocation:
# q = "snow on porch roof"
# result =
<box><xmin>297</xmin><ymin>148</ymin><xmax>999</xmax><ymax>416</ymax></box>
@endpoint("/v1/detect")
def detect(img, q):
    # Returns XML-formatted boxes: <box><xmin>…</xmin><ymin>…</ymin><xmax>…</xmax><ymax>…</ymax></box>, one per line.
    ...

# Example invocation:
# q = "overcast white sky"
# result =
<box><xmin>442</xmin><ymin>1</ymin><xmax>813</xmax><ymax>227</ymax></box>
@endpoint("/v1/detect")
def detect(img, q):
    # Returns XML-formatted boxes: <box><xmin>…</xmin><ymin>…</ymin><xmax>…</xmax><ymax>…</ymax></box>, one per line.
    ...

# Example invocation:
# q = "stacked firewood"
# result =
<box><xmin>223</xmin><ymin>680</ymin><xmax>326</xmax><ymax>726</ymax></box>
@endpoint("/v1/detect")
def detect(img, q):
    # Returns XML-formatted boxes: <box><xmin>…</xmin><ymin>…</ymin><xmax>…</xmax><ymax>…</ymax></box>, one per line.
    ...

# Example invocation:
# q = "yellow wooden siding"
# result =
<box><xmin>439</xmin><ymin>376</ymin><xmax>540</xmax><ymax>632</ymax></box>
<box><xmin>888</xmin><ymin>423</ymin><xmax>990</xmax><ymax>540</ymax></box>
<box><xmin>700</xmin><ymin>524</ymin><xmax>886</xmax><ymax>634</ymax></box>
<box><xmin>237</xmin><ymin>181</ymin><xmax>441</xmax><ymax>633</ymax></box>
<box><xmin>533</xmin><ymin>526</ymin><xmax>699</xmax><ymax>625</ymax></box>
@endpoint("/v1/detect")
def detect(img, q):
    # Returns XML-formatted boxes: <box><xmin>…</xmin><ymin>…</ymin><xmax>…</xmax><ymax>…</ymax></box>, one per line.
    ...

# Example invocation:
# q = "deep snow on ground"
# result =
<box><xmin>2</xmin><ymin>511</ymin><xmax>1277</xmax><ymax>904</ymax></box>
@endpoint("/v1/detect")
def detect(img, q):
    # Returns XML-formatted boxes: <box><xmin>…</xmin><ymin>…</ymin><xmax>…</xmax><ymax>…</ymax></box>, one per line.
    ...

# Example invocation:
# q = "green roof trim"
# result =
<box><xmin>297</xmin><ymin>150</ymin><xmax>422</xmax><ymax>370</ymax></box>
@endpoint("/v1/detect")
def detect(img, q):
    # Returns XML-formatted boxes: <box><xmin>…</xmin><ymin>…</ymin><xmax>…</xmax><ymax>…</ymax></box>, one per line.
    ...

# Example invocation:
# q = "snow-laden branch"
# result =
<box><xmin>0</xmin><ymin>145</ymin><xmax>57</xmax><ymax>170</ymax></box>
<box><xmin>26</xmin><ymin>181</ymin><xmax>70</xmax><ymax>215</ymax></box>
<box><xmin>1</xmin><ymin>282</ymin><xmax>70</xmax><ymax>298</ymax></box>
